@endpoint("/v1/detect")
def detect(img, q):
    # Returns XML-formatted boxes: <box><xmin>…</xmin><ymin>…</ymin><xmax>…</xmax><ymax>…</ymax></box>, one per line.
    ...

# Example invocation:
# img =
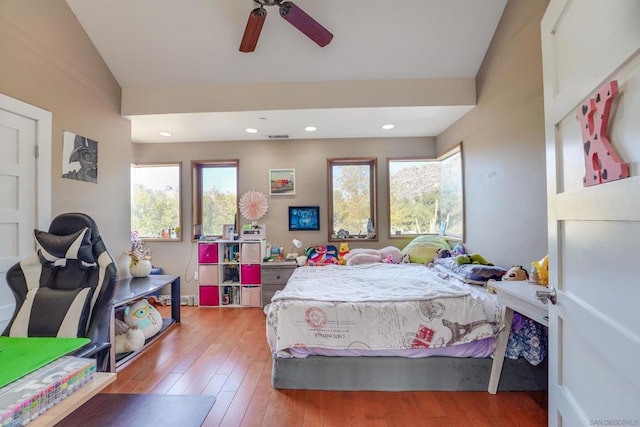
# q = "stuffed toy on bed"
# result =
<box><xmin>345</xmin><ymin>246</ymin><xmax>402</xmax><ymax>265</ymax></box>
<box><xmin>306</xmin><ymin>245</ymin><xmax>340</xmax><ymax>266</ymax></box>
<box><xmin>455</xmin><ymin>253</ymin><xmax>493</xmax><ymax>266</ymax></box>
<box><xmin>502</xmin><ymin>265</ymin><xmax>529</xmax><ymax>281</ymax></box>
<box><xmin>338</xmin><ymin>242</ymin><xmax>349</xmax><ymax>265</ymax></box>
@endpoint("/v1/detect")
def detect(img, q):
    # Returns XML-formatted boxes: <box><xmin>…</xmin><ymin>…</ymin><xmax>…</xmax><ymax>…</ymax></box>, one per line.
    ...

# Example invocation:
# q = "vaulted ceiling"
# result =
<box><xmin>66</xmin><ymin>0</ymin><xmax>507</xmax><ymax>143</ymax></box>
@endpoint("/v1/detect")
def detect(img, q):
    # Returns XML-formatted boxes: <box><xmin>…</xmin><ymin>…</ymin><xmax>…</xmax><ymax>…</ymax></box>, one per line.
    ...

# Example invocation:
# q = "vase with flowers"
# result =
<box><xmin>128</xmin><ymin>232</ymin><xmax>152</xmax><ymax>277</ymax></box>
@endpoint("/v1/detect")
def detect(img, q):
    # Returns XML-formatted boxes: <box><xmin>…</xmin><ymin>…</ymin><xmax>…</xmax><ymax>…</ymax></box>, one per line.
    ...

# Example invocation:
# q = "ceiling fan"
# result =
<box><xmin>239</xmin><ymin>0</ymin><xmax>333</xmax><ymax>52</ymax></box>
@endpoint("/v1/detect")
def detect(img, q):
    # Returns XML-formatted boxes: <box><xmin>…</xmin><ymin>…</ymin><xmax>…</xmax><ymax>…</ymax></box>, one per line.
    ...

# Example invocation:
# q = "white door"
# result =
<box><xmin>0</xmin><ymin>94</ymin><xmax>52</xmax><ymax>332</ymax></box>
<box><xmin>541</xmin><ymin>1</ymin><xmax>640</xmax><ymax>425</ymax></box>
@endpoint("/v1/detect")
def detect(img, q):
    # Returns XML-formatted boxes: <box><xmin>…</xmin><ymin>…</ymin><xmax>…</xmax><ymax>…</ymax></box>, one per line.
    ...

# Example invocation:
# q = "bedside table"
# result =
<box><xmin>487</xmin><ymin>280</ymin><xmax>551</xmax><ymax>394</ymax></box>
<box><xmin>261</xmin><ymin>261</ymin><xmax>297</xmax><ymax>307</ymax></box>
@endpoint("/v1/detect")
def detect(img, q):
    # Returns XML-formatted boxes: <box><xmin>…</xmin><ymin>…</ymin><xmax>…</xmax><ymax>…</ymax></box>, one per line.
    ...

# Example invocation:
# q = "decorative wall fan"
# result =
<box><xmin>239</xmin><ymin>0</ymin><xmax>333</xmax><ymax>53</ymax></box>
<box><xmin>239</xmin><ymin>191</ymin><xmax>269</xmax><ymax>223</ymax></box>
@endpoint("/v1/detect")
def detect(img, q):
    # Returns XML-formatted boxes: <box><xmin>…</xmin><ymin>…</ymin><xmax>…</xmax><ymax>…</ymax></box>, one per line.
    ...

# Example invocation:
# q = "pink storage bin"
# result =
<box><xmin>198</xmin><ymin>243</ymin><xmax>218</xmax><ymax>263</ymax></box>
<box><xmin>241</xmin><ymin>286</ymin><xmax>261</xmax><ymax>307</ymax></box>
<box><xmin>199</xmin><ymin>286</ymin><xmax>219</xmax><ymax>306</ymax></box>
<box><xmin>241</xmin><ymin>264</ymin><xmax>261</xmax><ymax>284</ymax></box>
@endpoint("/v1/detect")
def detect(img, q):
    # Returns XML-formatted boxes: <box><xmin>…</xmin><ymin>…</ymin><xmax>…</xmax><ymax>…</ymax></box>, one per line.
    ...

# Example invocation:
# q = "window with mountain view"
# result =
<box><xmin>192</xmin><ymin>160</ymin><xmax>238</xmax><ymax>239</ymax></box>
<box><xmin>328</xmin><ymin>158</ymin><xmax>377</xmax><ymax>241</ymax></box>
<box><xmin>131</xmin><ymin>163</ymin><xmax>181</xmax><ymax>240</ymax></box>
<box><xmin>388</xmin><ymin>144</ymin><xmax>463</xmax><ymax>239</ymax></box>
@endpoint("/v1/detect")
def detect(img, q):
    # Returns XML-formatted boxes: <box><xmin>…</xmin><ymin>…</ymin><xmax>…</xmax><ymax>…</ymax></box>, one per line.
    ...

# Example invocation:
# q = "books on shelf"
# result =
<box><xmin>0</xmin><ymin>356</ymin><xmax>96</xmax><ymax>426</ymax></box>
<box><xmin>221</xmin><ymin>285</ymin><xmax>240</xmax><ymax>305</ymax></box>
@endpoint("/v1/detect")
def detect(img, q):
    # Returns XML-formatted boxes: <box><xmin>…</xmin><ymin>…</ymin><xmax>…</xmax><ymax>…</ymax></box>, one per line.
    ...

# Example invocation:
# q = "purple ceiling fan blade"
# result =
<box><xmin>279</xmin><ymin>1</ymin><xmax>333</xmax><ymax>47</ymax></box>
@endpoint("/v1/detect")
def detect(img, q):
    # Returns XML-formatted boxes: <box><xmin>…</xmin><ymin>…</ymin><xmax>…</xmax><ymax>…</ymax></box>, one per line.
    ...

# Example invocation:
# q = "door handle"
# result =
<box><xmin>536</xmin><ymin>286</ymin><xmax>557</xmax><ymax>305</ymax></box>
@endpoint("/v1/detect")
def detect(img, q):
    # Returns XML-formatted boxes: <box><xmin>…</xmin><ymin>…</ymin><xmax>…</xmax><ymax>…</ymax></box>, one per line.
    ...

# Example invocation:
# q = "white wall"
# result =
<box><xmin>437</xmin><ymin>0</ymin><xmax>550</xmax><ymax>268</ymax></box>
<box><xmin>1</xmin><ymin>1</ymin><xmax>133</xmax><ymax>276</ymax></box>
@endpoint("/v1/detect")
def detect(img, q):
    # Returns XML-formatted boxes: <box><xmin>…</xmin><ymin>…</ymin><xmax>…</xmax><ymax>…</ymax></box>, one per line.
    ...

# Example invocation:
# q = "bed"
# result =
<box><xmin>266</xmin><ymin>263</ymin><xmax>547</xmax><ymax>391</ymax></box>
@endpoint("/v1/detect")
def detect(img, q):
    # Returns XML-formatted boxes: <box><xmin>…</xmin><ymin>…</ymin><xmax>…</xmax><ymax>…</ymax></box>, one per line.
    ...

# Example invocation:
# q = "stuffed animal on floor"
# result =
<box><xmin>345</xmin><ymin>246</ymin><xmax>403</xmax><ymax>265</ymax></box>
<box><xmin>114</xmin><ymin>318</ymin><xmax>145</xmax><ymax>354</ymax></box>
<box><xmin>124</xmin><ymin>298</ymin><xmax>163</xmax><ymax>339</ymax></box>
<box><xmin>502</xmin><ymin>265</ymin><xmax>529</xmax><ymax>281</ymax></box>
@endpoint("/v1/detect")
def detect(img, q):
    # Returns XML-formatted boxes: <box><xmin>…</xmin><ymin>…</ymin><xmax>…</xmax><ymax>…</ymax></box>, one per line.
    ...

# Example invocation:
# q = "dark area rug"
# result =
<box><xmin>56</xmin><ymin>393</ymin><xmax>216</xmax><ymax>426</ymax></box>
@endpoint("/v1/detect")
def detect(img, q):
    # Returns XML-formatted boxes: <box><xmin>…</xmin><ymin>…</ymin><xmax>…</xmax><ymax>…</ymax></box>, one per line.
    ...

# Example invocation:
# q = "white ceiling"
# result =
<box><xmin>65</xmin><ymin>0</ymin><xmax>507</xmax><ymax>143</ymax></box>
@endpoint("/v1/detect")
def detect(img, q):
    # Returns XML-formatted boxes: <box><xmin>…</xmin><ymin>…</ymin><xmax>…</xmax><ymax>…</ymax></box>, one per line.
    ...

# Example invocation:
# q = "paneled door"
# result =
<box><xmin>541</xmin><ymin>1</ymin><xmax>640</xmax><ymax>425</ymax></box>
<box><xmin>0</xmin><ymin>94</ymin><xmax>52</xmax><ymax>331</ymax></box>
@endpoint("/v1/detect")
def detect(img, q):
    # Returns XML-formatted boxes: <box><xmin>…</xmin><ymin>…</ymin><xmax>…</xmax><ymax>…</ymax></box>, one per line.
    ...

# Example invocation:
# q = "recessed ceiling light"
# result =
<box><xmin>382</xmin><ymin>124</ymin><xmax>394</xmax><ymax>130</ymax></box>
<box><xmin>159</xmin><ymin>131</ymin><xmax>172</xmax><ymax>137</ymax></box>
<box><xmin>304</xmin><ymin>126</ymin><xmax>317</xmax><ymax>132</ymax></box>
<box><xmin>245</xmin><ymin>128</ymin><xmax>258</xmax><ymax>133</ymax></box>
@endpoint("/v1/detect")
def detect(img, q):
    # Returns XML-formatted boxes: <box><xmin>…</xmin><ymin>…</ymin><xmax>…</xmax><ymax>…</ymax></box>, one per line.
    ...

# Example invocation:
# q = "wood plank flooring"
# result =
<box><xmin>104</xmin><ymin>306</ymin><xmax>547</xmax><ymax>426</ymax></box>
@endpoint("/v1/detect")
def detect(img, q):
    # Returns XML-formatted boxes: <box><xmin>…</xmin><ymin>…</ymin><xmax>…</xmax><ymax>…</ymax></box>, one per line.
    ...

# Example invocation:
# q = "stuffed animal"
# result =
<box><xmin>124</xmin><ymin>298</ymin><xmax>163</xmax><ymax>339</ymax></box>
<box><xmin>338</xmin><ymin>242</ymin><xmax>349</xmax><ymax>265</ymax></box>
<box><xmin>345</xmin><ymin>246</ymin><xmax>403</xmax><ymax>266</ymax></box>
<box><xmin>455</xmin><ymin>253</ymin><xmax>493</xmax><ymax>265</ymax></box>
<box><xmin>451</xmin><ymin>243</ymin><xmax>467</xmax><ymax>257</ymax></box>
<box><xmin>114</xmin><ymin>317</ymin><xmax>145</xmax><ymax>354</ymax></box>
<box><xmin>502</xmin><ymin>265</ymin><xmax>529</xmax><ymax>281</ymax></box>
<box><xmin>306</xmin><ymin>245</ymin><xmax>340</xmax><ymax>266</ymax></box>
<box><xmin>532</xmin><ymin>255</ymin><xmax>549</xmax><ymax>286</ymax></box>
<box><xmin>115</xmin><ymin>325</ymin><xmax>146</xmax><ymax>354</ymax></box>
<box><xmin>434</xmin><ymin>248</ymin><xmax>451</xmax><ymax>259</ymax></box>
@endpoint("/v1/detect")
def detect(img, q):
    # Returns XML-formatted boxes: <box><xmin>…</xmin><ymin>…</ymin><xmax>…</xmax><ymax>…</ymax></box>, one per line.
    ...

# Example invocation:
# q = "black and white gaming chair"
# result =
<box><xmin>2</xmin><ymin>212</ymin><xmax>118</xmax><ymax>371</ymax></box>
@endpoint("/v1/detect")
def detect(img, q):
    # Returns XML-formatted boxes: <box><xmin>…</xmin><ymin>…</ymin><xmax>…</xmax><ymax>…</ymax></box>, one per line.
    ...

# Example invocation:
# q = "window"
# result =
<box><xmin>192</xmin><ymin>160</ymin><xmax>238</xmax><ymax>240</ymax></box>
<box><xmin>388</xmin><ymin>144</ymin><xmax>463</xmax><ymax>239</ymax></box>
<box><xmin>328</xmin><ymin>158</ymin><xmax>377</xmax><ymax>241</ymax></box>
<box><xmin>131</xmin><ymin>163</ymin><xmax>181</xmax><ymax>240</ymax></box>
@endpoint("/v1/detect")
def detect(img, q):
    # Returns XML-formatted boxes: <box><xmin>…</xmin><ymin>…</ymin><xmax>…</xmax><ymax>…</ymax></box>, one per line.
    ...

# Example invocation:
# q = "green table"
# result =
<box><xmin>0</xmin><ymin>336</ymin><xmax>89</xmax><ymax>388</ymax></box>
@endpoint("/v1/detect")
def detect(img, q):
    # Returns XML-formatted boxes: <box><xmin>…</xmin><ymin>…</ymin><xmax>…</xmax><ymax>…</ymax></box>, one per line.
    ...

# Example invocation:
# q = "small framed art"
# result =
<box><xmin>269</xmin><ymin>169</ymin><xmax>295</xmax><ymax>195</ymax></box>
<box><xmin>289</xmin><ymin>206</ymin><xmax>320</xmax><ymax>231</ymax></box>
<box><xmin>222</xmin><ymin>224</ymin><xmax>235</xmax><ymax>240</ymax></box>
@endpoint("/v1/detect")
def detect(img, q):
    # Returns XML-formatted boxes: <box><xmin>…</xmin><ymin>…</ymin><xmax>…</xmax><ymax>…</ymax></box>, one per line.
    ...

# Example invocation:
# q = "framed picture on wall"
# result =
<box><xmin>62</xmin><ymin>131</ymin><xmax>98</xmax><ymax>183</ymax></box>
<box><xmin>289</xmin><ymin>206</ymin><xmax>320</xmax><ymax>231</ymax></box>
<box><xmin>269</xmin><ymin>169</ymin><xmax>295</xmax><ymax>195</ymax></box>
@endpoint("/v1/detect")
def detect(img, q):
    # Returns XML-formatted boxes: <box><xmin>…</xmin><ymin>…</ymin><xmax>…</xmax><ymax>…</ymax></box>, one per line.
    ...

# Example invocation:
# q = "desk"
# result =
<box><xmin>109</xmin><ymin>275</ymin><xmax>180</xmax><ymax>372</ymax></box>
<box><xmin>487</xmin><ymin>280</ymin><xmax>549</xmax><ymax>394</ymax></box>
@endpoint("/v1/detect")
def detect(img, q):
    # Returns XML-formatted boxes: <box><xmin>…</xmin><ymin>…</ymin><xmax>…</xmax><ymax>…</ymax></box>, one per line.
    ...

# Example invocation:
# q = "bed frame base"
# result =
<box><xmin>272</xmin><ymin>356</ymin><xmax>547</xmax><ymax>391</ymax></box>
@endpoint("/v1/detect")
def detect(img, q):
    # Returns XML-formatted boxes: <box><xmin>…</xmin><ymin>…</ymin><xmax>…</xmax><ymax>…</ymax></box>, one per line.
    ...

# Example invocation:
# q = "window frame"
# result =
<box><xmin>131</xmin><ymin>162</ymin><xmax>182</xmax><ymax>242</ymax></box>
<box><xmin>387</xmin><ymin>143</ymin><xmax>464</xmax><ymax>241</ymax></box>
<box><xmin>327</xmin><ymin>157</ymin><xmax>378</xmax><ymax>242</ymax></box>
<box><xmin>191</xmin><ymin>159</ymin><xmax>239</xmax><ymax>241</ymax></box>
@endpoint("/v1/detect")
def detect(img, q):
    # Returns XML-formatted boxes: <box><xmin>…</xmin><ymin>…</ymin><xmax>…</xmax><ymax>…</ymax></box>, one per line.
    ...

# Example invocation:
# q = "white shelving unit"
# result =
<box><xmin>197</xmin><ymin>240</ymin><xmax>265</xmax><ymax>307</ymax></box>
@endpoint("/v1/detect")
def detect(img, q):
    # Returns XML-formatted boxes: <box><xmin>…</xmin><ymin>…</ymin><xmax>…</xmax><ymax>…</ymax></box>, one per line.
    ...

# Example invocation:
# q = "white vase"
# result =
<box><xmin>130</xmin><ymin>259</ymin><xmax>152</xmax><ymax>278</ymax></box>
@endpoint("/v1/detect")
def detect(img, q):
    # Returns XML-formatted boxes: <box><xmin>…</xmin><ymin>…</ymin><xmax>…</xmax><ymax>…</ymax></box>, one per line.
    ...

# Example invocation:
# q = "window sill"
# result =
<box><xmin>329</xmin><ymin>236</ymin><xmax>378</xmax><ymax>243</ymax></box>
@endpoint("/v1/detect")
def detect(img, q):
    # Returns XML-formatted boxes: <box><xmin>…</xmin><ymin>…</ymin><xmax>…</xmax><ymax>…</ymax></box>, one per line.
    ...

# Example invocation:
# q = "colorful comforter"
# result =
<box><xmin>266</xmin><ymin>264</ymin><xmax>504</xmax><ymax>358</ymax></box>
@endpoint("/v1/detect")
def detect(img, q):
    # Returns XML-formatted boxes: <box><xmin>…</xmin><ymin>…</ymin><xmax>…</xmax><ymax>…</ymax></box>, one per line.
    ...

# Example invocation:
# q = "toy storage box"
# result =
<box><xmin>199</xmin><ymin>285</ymin><xmax>219</xmax><ymax>306</ymax></box>
<box><xmin>241</xmin><ymin>264</ymin><xmax>261</xmax><ymax>284</ymax></box>
<box><xmin>241</xmin><ymin>286</ymin><xmax>261</xmax><ymax>307</ymax></box>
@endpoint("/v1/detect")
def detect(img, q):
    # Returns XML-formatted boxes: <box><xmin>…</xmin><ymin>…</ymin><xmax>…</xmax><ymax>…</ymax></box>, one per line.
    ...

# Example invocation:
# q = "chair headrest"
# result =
<box><xmin>48</xmin><ymin>213</ymin><xmax>101</xmax><ymax>245</ymax></box>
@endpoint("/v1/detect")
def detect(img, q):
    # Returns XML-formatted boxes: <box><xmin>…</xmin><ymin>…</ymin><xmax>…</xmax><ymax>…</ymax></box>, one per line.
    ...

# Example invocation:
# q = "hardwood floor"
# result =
<box><xmin>105</xmin><ymin>306</ymin><xmax>547</xmax><ymax>426</ymax></box>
